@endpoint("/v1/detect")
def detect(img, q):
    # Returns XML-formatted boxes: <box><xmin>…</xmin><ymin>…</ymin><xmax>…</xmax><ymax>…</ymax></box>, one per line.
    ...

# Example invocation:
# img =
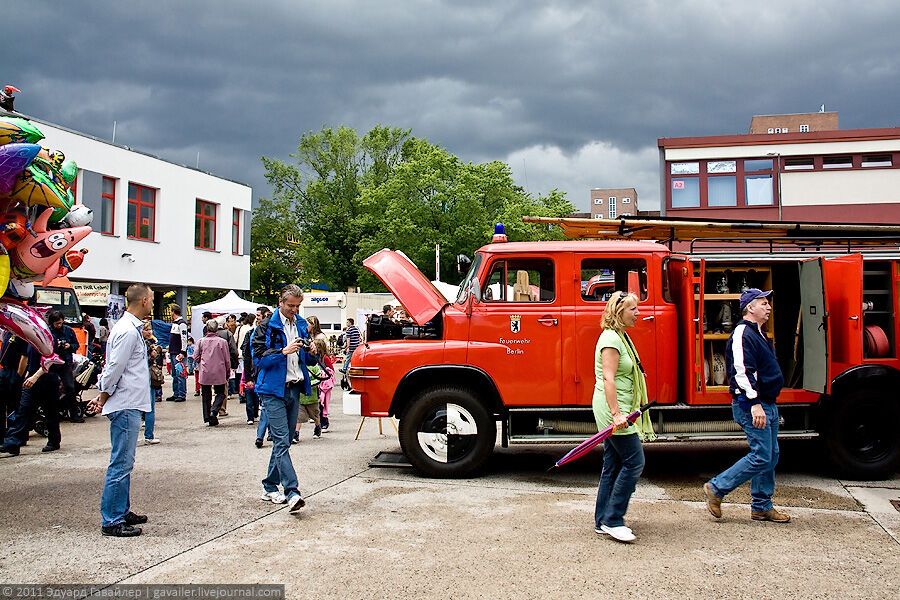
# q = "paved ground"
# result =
<box><xmin>1</xmin><ymin>383</ymin><xmax>898</xmax><ymax>599</ymax></box>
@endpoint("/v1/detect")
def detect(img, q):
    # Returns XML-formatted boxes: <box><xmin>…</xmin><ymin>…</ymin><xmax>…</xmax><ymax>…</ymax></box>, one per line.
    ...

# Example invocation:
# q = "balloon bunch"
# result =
<box><xmin>0</xmin><ymin>113</ymin><xmax>93</xmax><ymax>368</ymax></box>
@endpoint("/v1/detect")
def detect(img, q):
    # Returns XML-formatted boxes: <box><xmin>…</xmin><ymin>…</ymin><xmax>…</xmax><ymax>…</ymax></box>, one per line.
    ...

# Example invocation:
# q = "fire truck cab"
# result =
<box><xmin>350</xmin><ymin>232</ymin><xmax>900</xmax><ymax>479</ymax></box>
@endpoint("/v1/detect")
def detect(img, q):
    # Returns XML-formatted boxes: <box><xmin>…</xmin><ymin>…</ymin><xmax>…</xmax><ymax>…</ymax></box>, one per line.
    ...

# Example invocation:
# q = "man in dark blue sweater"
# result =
<box><xmin>703</xmin><ymin>288</ymin><xmax>790</xmax><ymax>523</ymax></box>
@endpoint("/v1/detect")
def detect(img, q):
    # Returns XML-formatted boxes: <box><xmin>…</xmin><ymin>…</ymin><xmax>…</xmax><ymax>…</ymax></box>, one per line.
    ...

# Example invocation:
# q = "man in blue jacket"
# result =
<box><xmin>251</xmin><ymin>284</ymin><xmax>316</xmax><ymax>513</ymax></box>
<box><xmin>704</xmin><ymin>288</ymin><xmax>790</xmax><ymax>523</ymax></box>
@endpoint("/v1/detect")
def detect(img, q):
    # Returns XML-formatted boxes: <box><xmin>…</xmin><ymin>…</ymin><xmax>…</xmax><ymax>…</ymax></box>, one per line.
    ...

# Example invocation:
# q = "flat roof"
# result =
<box><xmin>658</xmin><ymin>126</ymin><xmax>900</xmax><ymax>150</ymax></box>
<box><xmin>1</xmin><ymin>109</ymin><xmax>251</xmax><ymax>189</ymax></box>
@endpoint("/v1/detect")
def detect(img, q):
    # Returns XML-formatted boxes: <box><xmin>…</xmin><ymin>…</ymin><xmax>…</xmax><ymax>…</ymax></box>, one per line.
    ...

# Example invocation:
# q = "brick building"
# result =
<box><xmin>749</xmin><ymin>111</ymin><xmax>838</xmax><ymax>135</ymax></box>
<box><xmin>590</xmin><ymin>188</ymin><xmax>637</xmax><ymax>219</ymax></box>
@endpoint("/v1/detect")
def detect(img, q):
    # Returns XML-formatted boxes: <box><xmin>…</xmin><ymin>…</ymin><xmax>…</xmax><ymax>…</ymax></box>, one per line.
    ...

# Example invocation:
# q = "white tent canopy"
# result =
<box><xmin>190</xmin><ymin>291</ymin><xmax>269</xmax><ymax>344</ymax></box>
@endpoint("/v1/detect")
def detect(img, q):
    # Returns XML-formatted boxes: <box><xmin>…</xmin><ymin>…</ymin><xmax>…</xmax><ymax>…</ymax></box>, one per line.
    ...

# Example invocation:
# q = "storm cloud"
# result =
<box><xmin>6</xmin><ymin>1</ymin><xmax>899</xmax><ymax>211</ymax></box>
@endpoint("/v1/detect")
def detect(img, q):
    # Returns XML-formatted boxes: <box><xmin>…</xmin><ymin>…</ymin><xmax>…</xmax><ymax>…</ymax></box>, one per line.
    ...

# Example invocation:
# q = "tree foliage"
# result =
<box><xmin>254</xmin><ymin>126</ymin><xmax>575</xmax><ymax>294</ymax></box>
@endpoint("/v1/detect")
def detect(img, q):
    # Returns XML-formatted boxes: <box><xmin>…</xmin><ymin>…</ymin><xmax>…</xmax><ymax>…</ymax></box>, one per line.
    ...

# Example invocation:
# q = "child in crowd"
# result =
<box><xmin>186</xmin><ymin>337</ymin><xmax>195</xmax><ymax>375</ymax></box>
<box><xmin>311</xmin><ymin>338</ymin><xmax>335</xmax><ymax>431</ymax></box>
<box><xmin>171</xmin><ymin>352</ymin><xmax>188</xmax><ymax>402</ymax></box>
<box><xmin>294</xmin><ymin>363</ymin><xmax>323</xmax><ymax>442</ymax></box>
<box><xmin>149</xmin><ymin>345</ymin><xmax>165</xmax><ymax>403</ymax></box>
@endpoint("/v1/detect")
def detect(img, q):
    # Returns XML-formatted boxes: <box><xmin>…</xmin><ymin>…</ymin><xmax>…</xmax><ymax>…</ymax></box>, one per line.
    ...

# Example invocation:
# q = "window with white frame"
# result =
<box><xmin>622</xmin><ymin>197</ymin><xmax>631</xmax><ymax>204</ymax></box>
<box><xmin>608</xmin><ymin>197</ymin><xmax>617</xmax><ymax>218</ymax></box>
<box><xmin>594</xmin><ymin>198</ymin><xmax>603</xmax><ymax>205</ymax></box>
<box><xmin>799</xmin><ymin>124</ymin><xmax>809</xmax><ymax>133</ymax></box>
<box><xmin>593</xmin><ymin>214</ymin><xmax>603</xmax><ymax>219</ymax></box>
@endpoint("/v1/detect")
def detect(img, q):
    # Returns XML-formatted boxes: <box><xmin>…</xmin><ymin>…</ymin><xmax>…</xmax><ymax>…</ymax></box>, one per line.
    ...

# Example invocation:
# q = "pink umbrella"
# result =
<box><xmin>551</xmin><ymin>402</ymin><xmax>656</xmax><ymax>469</ymax></box>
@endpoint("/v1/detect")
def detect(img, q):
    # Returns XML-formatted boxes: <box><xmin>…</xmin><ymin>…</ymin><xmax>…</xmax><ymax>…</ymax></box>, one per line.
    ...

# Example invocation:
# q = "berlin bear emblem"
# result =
<box><xmin>510</xmin><ymin>314</ymin><xmax>521</xmax><ymax>334</ymax></box>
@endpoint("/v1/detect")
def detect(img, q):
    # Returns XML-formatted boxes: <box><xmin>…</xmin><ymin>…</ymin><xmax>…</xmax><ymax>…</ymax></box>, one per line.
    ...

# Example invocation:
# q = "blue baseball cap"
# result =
<box><xmin>740</xmin><ymin>288</ymin><xmax>772</xmax><ymax>312</ymax></box>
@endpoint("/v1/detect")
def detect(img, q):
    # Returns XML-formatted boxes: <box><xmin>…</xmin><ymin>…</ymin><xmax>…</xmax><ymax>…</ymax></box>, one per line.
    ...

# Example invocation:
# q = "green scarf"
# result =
<box><xmin>618</xmin><ymin>331</ymin><xmax>656</xmax><ymax>442</ymax></box>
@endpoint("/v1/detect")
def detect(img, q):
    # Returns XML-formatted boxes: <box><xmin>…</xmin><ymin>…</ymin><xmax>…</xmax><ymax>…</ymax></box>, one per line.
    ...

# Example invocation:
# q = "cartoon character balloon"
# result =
<box><xmin>10</xmin><ymin>207</ymin><xmax>91</xmax><ymax>285</ymax></box>
<box><xmin>0</xmin><ymin>300</ymin><xmax>63</xmax><ymax>368</ymax></box>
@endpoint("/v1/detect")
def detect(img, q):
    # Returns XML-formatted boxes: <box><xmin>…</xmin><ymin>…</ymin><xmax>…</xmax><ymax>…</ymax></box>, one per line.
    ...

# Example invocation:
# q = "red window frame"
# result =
<box><xmin>127</xmin><ymin>182</ymin><xmax>156</xmax><ymax>241</ymax></box>
<box><xmin>101</xmin><ymin>176</ymin><xmax>116</xmax><ymax>235</ymax></box>
<box><xmin>195</xmin><ymin>199</ymin><xmax>217</xmax><ymax>251</ymax></box>
<box><xmin>232</xmin><ymin>208</ymin><xmax>241</xmax><ymax>255</ymax></box>
<box><xmin>667</xmin><ymin>158</ymin><xmax>776</xmax><ymax>211</ymax></box>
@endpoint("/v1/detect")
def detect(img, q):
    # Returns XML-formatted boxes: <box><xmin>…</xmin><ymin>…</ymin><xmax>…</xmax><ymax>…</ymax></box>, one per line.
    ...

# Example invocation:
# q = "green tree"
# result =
<box><xmin>248</xmin><ymin>196</ymin><xmax>306</xmax><ymax>302</ymax></box>
<box><xmin>261</xmin><ymin>125</ymin><xmax>409</xmax><ymax>291</ymax></box>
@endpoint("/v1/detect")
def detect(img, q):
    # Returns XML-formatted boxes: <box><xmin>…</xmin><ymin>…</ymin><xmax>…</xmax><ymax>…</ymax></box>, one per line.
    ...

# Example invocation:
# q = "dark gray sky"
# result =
<box><xmin>7</xmin><ymin>1</ymin><xmax>900</xmax><ymax>211</ymax></box>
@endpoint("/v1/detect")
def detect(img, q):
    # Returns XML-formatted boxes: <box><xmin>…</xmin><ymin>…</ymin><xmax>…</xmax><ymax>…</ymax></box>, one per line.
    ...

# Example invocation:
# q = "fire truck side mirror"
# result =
<box><xmin>457</xmin><ymin>254</ymin><xmax>472</xmax><ymax>274</ymax></box>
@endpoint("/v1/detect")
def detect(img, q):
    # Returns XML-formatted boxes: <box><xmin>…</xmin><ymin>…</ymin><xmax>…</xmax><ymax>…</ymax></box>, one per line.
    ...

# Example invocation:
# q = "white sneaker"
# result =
<box><xmin>144</xmin><ymin>438</ymin><xmax>160</xmax><ymax>445</ymax></box>
<box><xmin>287</xmin><ymin>493</ymin><xmax>305</xmax><ymax>513</ymax></box>
<box><xmin>595</xmin><ymin>525</ymin><xmax>632</xmax><ymax>536</ymax></box>
<box><xmin>261</xmin><ymin>491</ymin><xmax>286</xmax><ymax>504</ymax></box>
<box><xmin>247</xmin><ymin>420</ymin><xmax>254</xmax><ymax>425</ymax></box>
<box><xmin>600</xmin><ymin>524</ymin><xmax>636</xmax><ymax>543</ymax></box>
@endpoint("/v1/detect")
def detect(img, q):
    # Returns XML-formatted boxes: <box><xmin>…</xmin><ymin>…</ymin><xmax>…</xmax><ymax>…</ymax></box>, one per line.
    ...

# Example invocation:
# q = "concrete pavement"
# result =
<box><xmin>1</xmin><ymin>385</ymin><xmax>897</xmax><ymax>598</ymax></box>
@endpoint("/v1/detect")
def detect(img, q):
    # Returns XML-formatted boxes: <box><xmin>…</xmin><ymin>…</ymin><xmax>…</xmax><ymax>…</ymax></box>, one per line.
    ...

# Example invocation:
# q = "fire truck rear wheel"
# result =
<box><xmin>399</xmin><ymin>387</ymin><xmax>495</xmax><ymax>478</ymax></box>
<box><xmin>824</xmin><ymin>388</ymin><xmax>900</xmax><ymax>480</ymax></box>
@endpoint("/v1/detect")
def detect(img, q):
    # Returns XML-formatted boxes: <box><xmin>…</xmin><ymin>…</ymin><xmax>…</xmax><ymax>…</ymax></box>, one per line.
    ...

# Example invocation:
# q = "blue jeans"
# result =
<box><xmin>100</xmin><ymin>409</ymin><xmax>142</xmax><ymax>527</ymax></box>
<box><xmin>256</xmin><ymin>393</ymin><xmax>268</xmax><ymax>441</ymax></box>
<box><xmin>144</xmin><ymin>388</ymin><xmax>156</xmax><ymax>440</ymax></box>
<box><xmin>260</xmin><ymin>385</ymin><xmax>301</xmax><ymax>496</ymax></box>
<box><xmin>595</xmin><ymin>433</ymin><xmax>645</xmax><ymax>528</ymax></box>
<box><xmin>172</xmin><ymin>374</ymin><xmax>186</xmax><ymax>399</ymax></box>
<box><xmin>245</xmin><ymin>386</ymin><xmax>259</xmax><ymax>422</ymax></box>
<box><xmin>709</xmin><ymin>402</ymin><xmax>780</xmax><ymax>512</ymax></box>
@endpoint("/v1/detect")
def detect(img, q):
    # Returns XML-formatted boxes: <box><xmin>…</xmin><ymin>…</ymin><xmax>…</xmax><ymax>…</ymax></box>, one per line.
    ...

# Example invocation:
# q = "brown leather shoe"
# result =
<box><xmin>703</xmin><ymin>483</ymin><xmax>722</xmax><ymax>518</ymax></box>
<box><xmin>751</xmin><ymin>508</ymin><xmax>791</xmax><ymax>523</ymax></box>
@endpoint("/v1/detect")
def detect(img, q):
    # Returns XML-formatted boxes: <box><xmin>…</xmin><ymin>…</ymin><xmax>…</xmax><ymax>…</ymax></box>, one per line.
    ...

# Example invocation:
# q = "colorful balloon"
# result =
<box><xmin>0</xmin><ymin>143</ymin><xmax>41</xmax><ymax>195</ymax></box>
<box><xmin>0</xmin><ymin>211</ymin><xmax>28</xmax><ymax>250</ymax></box>
<box><xmin>0</xmin><ymin>117</ymin><xmax>44</xmax><ymax>145</ymax></box>
<box><xmin>0</xmin><ymin>248</ymin><xmax>9</xmax><ymax>297</ymax></box>
<box><xmin>10</xmin><ymin>207</ymin><xmax>92</xmax><ymax>285</ymax></box>
<box><xmin>6</xmin><ymin>277</ymin><xmax>34</xmax><ymax>300</ymax></box>
<box><xmin>6</xmin><ymin>160</ymin><xmax>73</xmax><ymax>211</ymax></box>
<box><xmin>57</xmin><ymin>248</ymin><xmax>88</xmax><ymax>278</ymax></box>
<box><xmin>0</xmin><ymin>300</ymin><xmax>54</xmax><ymax>356</ymax></box>
<box><xmin>61</xmin><ymin>204</ymin><xmax>93</xmax><ymax>228</ymax></box>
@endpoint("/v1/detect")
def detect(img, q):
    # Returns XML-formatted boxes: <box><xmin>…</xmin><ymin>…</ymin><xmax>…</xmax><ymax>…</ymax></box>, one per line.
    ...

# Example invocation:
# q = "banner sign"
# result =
<box><xmin>73</xmin><ymin>281</ymin><xmax>111</xmax><ymax>306</ymax></box>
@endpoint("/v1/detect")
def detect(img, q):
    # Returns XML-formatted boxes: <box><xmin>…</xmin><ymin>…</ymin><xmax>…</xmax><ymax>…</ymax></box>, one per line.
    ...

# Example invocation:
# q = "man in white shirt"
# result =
<box><xmin>89</xmin><ymin>283</ymin><xmax>154</xmax><ymax>537</ymax></box>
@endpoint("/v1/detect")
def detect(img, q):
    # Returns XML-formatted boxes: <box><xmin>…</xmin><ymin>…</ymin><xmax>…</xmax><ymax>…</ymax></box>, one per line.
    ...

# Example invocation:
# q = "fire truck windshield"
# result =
<box><xmin>455</xmin><ymin>253</ymin><xmax>483</xmax><ymax>304</ymax></box>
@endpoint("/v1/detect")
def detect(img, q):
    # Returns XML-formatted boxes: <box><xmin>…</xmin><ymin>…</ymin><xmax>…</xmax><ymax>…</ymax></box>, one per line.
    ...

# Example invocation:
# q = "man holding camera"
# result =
<box><xmin>251</xmin><ymin>284</ymin><xmax>317</xmax><ymax>513</ymax></box>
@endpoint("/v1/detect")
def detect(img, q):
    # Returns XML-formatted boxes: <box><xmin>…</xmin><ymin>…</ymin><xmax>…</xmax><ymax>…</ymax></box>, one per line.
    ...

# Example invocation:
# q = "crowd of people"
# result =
<box><xmin>1</xmin><ymin>283</ymin><xmax>362</xmax><ymax>536</ymax></box>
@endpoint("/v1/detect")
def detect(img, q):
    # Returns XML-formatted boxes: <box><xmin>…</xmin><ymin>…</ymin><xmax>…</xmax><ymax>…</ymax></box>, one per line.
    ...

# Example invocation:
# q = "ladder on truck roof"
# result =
<box><xmin>523</xmin><ymin>215</ymin><xmax>900</xmax><ymax>258</ymax></box>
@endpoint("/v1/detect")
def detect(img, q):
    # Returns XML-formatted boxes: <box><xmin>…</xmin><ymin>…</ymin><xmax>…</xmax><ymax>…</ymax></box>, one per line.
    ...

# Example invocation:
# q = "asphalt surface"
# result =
<box><xmin>1</xmin><ymin>383</ymin><xmax>898</xmax><ymax>599</ymax></box>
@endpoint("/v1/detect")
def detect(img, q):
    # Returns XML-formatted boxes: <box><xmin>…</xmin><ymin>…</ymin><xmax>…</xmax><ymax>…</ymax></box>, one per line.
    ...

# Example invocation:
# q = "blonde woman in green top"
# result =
<box><xmin>593</xmin><ymin>291</ymin><xmax>649</xmax><ymax>543</ymax></box>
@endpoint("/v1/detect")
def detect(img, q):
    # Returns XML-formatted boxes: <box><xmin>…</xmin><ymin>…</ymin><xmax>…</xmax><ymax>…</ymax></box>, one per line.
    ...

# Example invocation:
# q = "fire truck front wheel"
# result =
<box><xmin>824</xmin><ymin>388</ymin><xmax>900</xmax><ymax>480</ymax></box>
<box><xmin>398</xmin><ymin>387</ymin><xmax>496</xmax><ymax>478</ymax></box>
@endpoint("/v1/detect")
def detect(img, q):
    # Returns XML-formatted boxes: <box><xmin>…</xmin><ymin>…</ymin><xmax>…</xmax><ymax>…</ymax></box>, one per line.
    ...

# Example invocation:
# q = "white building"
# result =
<box><xmin>30</xmin><ymin>116</ymin><xmax>251</xmax><ymax>313</ymax></box>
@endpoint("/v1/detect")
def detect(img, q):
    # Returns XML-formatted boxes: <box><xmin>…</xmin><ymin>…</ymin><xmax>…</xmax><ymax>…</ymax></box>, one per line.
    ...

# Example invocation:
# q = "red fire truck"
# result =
<box><xmin>347</xmin><ymin>217</ymin><xmax>900</xmax><ymax>479</ymax></box>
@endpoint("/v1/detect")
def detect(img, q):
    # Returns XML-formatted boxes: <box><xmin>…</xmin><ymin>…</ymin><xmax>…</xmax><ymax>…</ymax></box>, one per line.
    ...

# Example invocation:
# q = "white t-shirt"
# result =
<box><xmin>283</xmin><ymin>315</ymin><xmax>303</xmax><ymax>383</ymax></box>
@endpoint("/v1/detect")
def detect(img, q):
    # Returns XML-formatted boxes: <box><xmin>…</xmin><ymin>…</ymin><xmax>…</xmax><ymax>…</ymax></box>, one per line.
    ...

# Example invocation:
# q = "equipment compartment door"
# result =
<box><xmin>823</xmin><ymin>254</ymin><xmax>864</xmax><ymax>382</ymax></box>
<box><xmin>799</xmin><ymin>258</ymin><xmax>828</xmax><ymax>393</ymax></box>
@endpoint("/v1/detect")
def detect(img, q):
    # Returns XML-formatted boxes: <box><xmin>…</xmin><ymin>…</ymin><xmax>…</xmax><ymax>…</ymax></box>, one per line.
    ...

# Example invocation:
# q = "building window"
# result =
<box><xmin>862</xmin><ymin>154</ymin><xmax>892</xmax><ymax>168</ymax></box>
<box><xmin>232</xmin><ymin>208</ymin><xmax>240</xmax><ymax>255</ymax></box>
<box><xmin>608</xmin><ymin>197</ymin><xmax>617</xmax><ymax>219</ymax></box>
<box><xmin>671</xmin><ymin>162</ymin><xmax>699</xmax><ymax>175</ymax></box>
<box><xmin>127</xmin><ymin>183</ymin><xmax>156</xmax><ymax>241</ymax></box>
<box><xmin>784</xmin><ymin>157</ymin><xmax>814</xmax><ymax>170</ymax></box>
<box><xmin>744</xmin><ymin>159</ymin><xmax>773</xmax><ymax>172</ymax></box>
<box><xmin>823</xmin><ymin>155</ymin><xmax>853</xmax><ymax>169</ymax></box>
<box><xmin>745</xmin><ymin>175</ymin><xmax>774</xmax><ymax>205</ymax></box>
<box><xmin>767</xmin><ymin>128</ymin><xmax>775</xmax><ymax>134</ymax></box>
<box><xmin>622</xmin><ymin>197</ymin><xmax>631</xmax><ymax>204</ymax></box>
<box><xmin>708</xmin><ymin>176</ymin><xmax>737</xmax><ymax>206</ymax></box>
<box><xmin>593</xmin><ymin>214</ymin><xmax>603</xmax><ymax>219</ymax></box>
<box><xmin>800</xmin><ymin>124</ymin><xmax>809</xmax><ymax>133</ymax></box>
<box><xmin>707</xmin><ymin>161</ymin><xmax>736</xmax><ymax>174</ymax></box>
<box><xmin>195</xmin><ymin>199</ymin><xmax>217</xmax><ymax>250</ymax></box>
<box><xmin>101</xmin><ymin>176</ymin><xmax>116</xmax><ymax>235</ymax></box>
<box><xmin>594</xmin><ymin>198</ymin><xmax>603</xmax><ymax>205</ymax></box>
<box><xmin>671</xmin><ymin>177</ymin><xmax>700</xmax><ymax>207</ymax></box>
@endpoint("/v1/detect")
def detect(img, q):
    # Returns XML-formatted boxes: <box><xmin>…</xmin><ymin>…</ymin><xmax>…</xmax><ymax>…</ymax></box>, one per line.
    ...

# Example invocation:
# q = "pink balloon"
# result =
<box><xmin>0</xmin><ymin>299</ymin><xmax>54</xmax><ymax>356</ymax></box>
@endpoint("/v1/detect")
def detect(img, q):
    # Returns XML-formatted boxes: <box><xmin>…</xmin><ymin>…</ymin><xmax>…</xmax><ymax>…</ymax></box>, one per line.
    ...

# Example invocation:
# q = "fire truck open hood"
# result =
<box><xmin>362</xmin><ymin>249</ymin><xmax>449</xmax><ymax>325</ymax></box>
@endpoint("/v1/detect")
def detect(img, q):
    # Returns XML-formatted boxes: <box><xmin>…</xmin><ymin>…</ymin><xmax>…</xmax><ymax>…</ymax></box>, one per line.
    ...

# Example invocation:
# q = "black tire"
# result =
<box><xmin>398</xmin><ymin>386</ymin><xmax>496</xmax><ymax>478</ymax></box>
<box><xmin>824</xmin><ymin>389</ymin><xmax>900</xmax><ymax>480</ymax></box>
